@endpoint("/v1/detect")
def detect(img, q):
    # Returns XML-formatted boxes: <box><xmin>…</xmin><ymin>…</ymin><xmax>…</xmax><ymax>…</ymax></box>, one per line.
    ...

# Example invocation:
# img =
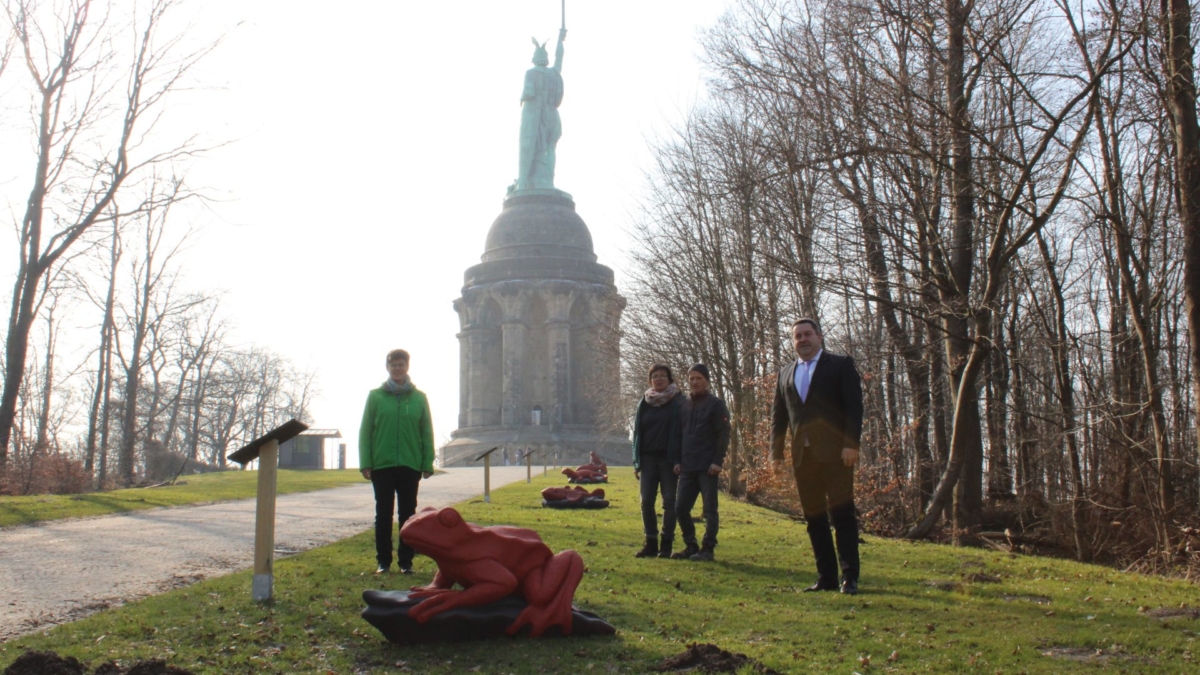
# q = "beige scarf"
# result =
<box><xmin>643</xmin><ymin>382</ymin><xmax>678</xmax><ymax>407</ymax></box>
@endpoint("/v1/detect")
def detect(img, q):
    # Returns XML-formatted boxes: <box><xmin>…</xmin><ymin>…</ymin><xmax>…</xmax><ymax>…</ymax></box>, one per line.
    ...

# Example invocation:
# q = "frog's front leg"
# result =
<box><xmin>407</xmin><ymin>560</ymin><xmax>518</xmax><ymax>624</ymax></box>
<box><xmin>507</xmin><ymin>550</ymin><xmax>584</xmax><ymax>637</ymax></box>
<box><xmin>408</xmin><ymin>569</ymin><xmax>456</xmax><ymax>598</ymax></box>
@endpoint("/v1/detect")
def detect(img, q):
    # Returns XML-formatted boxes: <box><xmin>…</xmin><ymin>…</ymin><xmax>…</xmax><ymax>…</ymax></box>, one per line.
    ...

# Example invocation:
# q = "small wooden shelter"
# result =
<box><xmin>279</xmin><ymin>428</ymin><xmax>341</xmax><ymax>469</ymax></box>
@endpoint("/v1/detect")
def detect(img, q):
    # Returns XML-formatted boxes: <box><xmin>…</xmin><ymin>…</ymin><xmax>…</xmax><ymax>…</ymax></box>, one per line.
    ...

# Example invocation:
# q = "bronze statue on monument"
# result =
<box><xmin>512</xmin><ymin>2</ymin><xmax>568</xmax><ymax>194</ymax></box>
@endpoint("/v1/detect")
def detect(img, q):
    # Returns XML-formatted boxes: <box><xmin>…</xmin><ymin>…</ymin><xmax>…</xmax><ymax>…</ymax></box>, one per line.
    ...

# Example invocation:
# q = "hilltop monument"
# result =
<box><xmin>442</xmin><ymin>9</ymin><xmax>626</xmax><ymax>467</ymax></box>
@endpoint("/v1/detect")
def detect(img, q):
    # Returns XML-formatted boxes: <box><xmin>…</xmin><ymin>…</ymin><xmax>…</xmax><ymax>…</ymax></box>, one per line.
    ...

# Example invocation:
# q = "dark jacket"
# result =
<box><xmin>770</xmin><ymin>351</ymin><xmax>863</xmax><ymax>467</ymax></box>
<box><xmin>632</xmin><ymin>394</ymin><xmax>683</xmax><ymax>470</ymax></box>
<box><xmin>678</xmin><ymin>392</ymin><xmax>731</xmax><ymax>472</ymax></box>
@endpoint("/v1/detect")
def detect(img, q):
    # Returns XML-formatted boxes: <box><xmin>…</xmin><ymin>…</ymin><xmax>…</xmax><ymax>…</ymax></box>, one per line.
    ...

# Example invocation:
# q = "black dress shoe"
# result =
<box><xmin>803</xmin><ymin>580</ymin><xmax>838</xmax><ymax>592</ymax></box>
<box><xmin>840</xmin><ymin>579</ymin><xmax>859</xmax><ymax>595</ymax></box>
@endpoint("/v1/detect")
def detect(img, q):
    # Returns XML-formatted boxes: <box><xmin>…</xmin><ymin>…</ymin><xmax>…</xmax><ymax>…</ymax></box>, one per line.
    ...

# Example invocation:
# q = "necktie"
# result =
<box><xmin>799</xmin><ymin>360</ymin><xmax>812</xmax><ymax>403</ymax></box>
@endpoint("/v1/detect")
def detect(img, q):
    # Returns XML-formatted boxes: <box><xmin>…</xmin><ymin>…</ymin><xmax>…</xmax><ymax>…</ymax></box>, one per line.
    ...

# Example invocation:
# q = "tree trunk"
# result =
<box><xmin>34</xmin><ymin>301</ymin><xmax>57</xmax><ymax>457</ymax></box>
<box><xmin>85</xmin><ymin>224</ymin><xmax>120</xmax><ymax>478</ymax></box>
<box><xmin>1162</xmin><ymin>0</ymin><xmax>1200</xmax><ymax>514</ymax></box>
<box><xmin>1034</xmin><ymin>232</ymin><xmax>1089</xmax><ymax>561</ymax></box>
<box><xmin>907</xmin><ymin>0</ymin><xmax>984</xmax><ymax>543</ymax></box>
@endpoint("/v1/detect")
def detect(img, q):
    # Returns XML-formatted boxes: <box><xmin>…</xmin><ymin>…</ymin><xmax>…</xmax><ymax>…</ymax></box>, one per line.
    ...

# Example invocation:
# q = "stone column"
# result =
<box><xmin>501</xmin><ymin>321</ymin><xmax>526</xmax><ymax>426</ymax></box>
<box><xmin>548</xmin><ymin>320</ymin><xmax>571</xmax><ymax>427</ymax></box>
<box><xmin>456</xmin><ymin>329</ymin><xmax>469</xmax><ymax>429</ymax></box>
<box><xmin>461</xmin><ymin>327</ymin><xmax>485</xmax><ymax>427</ymax></box>
<box><xmin>546</xmin><ymin>290</ymin><xmax>574</xmax><ymax>428</ymax></box>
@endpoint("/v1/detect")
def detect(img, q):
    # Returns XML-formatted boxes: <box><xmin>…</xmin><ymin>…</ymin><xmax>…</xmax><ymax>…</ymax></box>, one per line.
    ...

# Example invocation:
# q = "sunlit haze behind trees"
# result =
<box><xmin>0</xmin><ymin>0</ymin><xmax>730</xmax><ymax>466</ymax></box>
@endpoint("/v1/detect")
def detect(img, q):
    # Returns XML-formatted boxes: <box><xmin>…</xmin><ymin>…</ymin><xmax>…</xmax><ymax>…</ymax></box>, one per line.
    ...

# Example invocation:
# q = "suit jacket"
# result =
<box><xmin>770</xmin><ymin>351</ymin><xmax>864</xmax><ymax>467</ymax></box>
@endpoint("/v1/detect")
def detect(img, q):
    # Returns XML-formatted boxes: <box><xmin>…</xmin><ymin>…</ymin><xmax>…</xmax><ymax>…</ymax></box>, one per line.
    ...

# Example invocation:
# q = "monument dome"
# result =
<box><xmin>482</xmin><ymin>193</ymin><xmax>596</xmax><ymax>263</ymax></box>
<box><xmin>464</xmin><ymin>192</ymin><xmax>615</xmax><ymax>288</ymax></box>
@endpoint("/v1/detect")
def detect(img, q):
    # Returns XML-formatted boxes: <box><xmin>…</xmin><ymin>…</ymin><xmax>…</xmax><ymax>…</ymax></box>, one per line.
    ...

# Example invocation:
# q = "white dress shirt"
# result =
<box><xmin>793</xmin><ymin>349</ymin><xmax>823</xmax><ymax>403</ymax></box>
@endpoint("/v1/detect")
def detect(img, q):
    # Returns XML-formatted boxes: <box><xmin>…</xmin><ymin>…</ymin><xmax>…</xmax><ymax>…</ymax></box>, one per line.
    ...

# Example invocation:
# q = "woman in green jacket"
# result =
<box><xmin>359</xmin><ymin>349</ymin><xmax>434</xmax><ymax>574</ymax></box>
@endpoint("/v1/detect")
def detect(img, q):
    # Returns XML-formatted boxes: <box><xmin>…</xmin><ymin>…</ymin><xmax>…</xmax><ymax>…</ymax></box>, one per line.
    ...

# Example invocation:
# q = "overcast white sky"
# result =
<box><xmin>1</xmin><ymin>0</ymin><xmax>731</xmax><ymax>466</ymax></box>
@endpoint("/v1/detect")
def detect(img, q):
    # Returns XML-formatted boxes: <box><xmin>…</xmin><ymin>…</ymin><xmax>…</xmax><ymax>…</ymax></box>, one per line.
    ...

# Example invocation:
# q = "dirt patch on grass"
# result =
<box><xmin>1002</xmin><ymin>594</ymin><xmax>1051</xmax><ymax>604</ymax></box>
<box><xmin>1039</xmin><ymin>646</ymin><xmax>1151</xmax><ymax>664</ymax></box>
<box><xmin>1140</xmin><ymin>607</ymin><xmax>1199</xmax><ymax>620</ymax></box>
<box><xmin>922</xmin><ymin>579</ymin><xmax>960</xmax><ymax>591</ymax></box>
<box><xmin>2</xmin><ymin>651</ymin><xmax>195</xmax><ymax>675</ymax></box>
<box><xmin>654</xmin><ymin>643</ymin><xmax>783</xmax><ymax>674</ymax></box>
<box><xmin>963</xmin><ymin>572</ymin><xmax>1001</xmax><ymax>583</ymax></box>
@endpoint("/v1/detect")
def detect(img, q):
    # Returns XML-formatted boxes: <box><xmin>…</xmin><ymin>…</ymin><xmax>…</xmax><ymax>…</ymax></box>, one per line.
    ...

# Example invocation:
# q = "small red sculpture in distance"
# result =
<box><xmin>541</xmin><ymin>485</ymin><xmax>606</xmax><ymax>502</ymax></box>
<box><xmin>400</xmin><ymin>507</ymin><xmax>585</xmax><ymax>637</ymax></box>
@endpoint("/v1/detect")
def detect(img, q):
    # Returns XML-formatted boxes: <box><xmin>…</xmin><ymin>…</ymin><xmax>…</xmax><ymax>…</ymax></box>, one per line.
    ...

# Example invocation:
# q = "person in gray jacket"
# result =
<box><xmin>672</xmin><ymin>364</ymin><xmax>731</xmax><ymax>562</ymax></box>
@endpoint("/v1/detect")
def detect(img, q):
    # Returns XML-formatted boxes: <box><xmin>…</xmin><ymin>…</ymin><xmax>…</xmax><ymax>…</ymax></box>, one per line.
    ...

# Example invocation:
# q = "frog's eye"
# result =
<box><xmin>438</xmin><ymin>508</ymin><xmax>464</xmax><ymax>528</ymax></box>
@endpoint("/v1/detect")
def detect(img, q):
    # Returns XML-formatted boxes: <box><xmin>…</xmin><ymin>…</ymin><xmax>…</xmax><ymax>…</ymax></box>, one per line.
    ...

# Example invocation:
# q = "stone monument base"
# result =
<box><xmin>441</xmin><ymin>425</ymin><xmax>628</xmax><ymax>468</ymax></box>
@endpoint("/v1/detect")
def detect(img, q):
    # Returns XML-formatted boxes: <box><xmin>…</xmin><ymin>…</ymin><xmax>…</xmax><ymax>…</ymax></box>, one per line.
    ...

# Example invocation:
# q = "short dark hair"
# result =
<box><xmin>386</xmin><ymin>349</ymin><xmax>410</xmax><ymax>363</ymax></box>
<box><xmin>791</xmin><ymin>318</ymin><xmax>822</xmax><ymax>334</ymax></box>
<box><xmin>648</xmin><ymin>363</ymin><xmax>674</xmax><ymax>383</ymax></box>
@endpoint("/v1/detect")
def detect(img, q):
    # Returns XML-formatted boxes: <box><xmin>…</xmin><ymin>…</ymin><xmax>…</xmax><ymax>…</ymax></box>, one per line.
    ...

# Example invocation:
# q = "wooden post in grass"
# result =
<box><xmin>473</xmin><ymin>447</ymin><xmax>499</xmax><ymax>503</ymax></box>
<box><xmin>228</xmin><ymin>419</ymin><xmax>308</xmax><ymax>602</ymax></box>
<box><xmin>526</xmin><ymin>448</ymin><xmax>533</xmax><ymax>483</ymax></box>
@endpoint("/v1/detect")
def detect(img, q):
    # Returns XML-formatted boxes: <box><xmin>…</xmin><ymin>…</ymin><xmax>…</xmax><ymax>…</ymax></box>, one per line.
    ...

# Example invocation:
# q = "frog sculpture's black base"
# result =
<box><xmin>361</xmin><ymin>590</ymin><xmax>616</xmax><ymax>643</ymax></box>
<box><xmin>541</xmin><ymin>496</ymin><xmax>609</xmax><ymax>509</ymax></box>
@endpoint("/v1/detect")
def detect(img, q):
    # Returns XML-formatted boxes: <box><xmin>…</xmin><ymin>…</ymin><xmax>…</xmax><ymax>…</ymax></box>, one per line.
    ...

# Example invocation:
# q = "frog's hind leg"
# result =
<box><xmin>507</xmin><ymin>549</ymin><xmax>584</xmax><ymax>637</ymax></box>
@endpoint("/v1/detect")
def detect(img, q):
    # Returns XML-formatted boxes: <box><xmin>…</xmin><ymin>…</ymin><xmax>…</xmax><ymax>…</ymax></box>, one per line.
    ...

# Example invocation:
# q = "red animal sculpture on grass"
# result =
<box><xmin>541</xmin><ymin>485</ymin><xmax>606</xmax><ymax>502</ymax></box>
<box><xmin>561</xmin><ymin>467</ymin><xmax>607</xmax><ymax>483</ymax></box>
<box><xmin>399</xmin><ymin>507</ymin><xmax>584</xmax><ymax>637</ymax></box>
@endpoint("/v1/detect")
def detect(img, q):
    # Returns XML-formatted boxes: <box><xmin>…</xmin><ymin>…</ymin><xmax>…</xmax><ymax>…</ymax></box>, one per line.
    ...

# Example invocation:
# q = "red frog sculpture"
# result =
<box><xmin>400</xmin><ymin>507</ymin><xmax>585</xmax><ymax>637</ymax></box>
<box><xmin>561</xmin><ymin>467</ymin><xmax>606</xmax><ymax>482</ymax></box>
<box><xmin>541</xmin><ymin>485</ymin><xmax>606</xmax><ymax>502</ymax></box>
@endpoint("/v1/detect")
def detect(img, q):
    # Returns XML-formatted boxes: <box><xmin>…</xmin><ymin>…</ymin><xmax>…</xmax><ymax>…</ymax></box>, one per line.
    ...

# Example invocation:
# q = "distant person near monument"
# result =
<box><xmin>514</xmin><ymin>28</ymin><xmax>567</xmax><ymax>192</ymax></box>
<box><xmin>770</xmin><ymin>319</ymin><xmax>864</xmax><ymax>595</ymax></box>
<box><xmin>359</xmin><ymin>349</ymin><xmax>435</xmax><ymax>575</ymax></box>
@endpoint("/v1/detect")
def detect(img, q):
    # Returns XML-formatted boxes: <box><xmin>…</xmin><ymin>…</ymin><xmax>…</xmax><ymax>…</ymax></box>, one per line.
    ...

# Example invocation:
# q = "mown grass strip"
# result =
<box><xmin>0</xmin><ymin>469</ymin><xmax>365</xmax><ymax>528</ymax></box>
<box><xmin>1</xmin><ymin>467</ymin><xmax>1197</xmax><ymax>673</ymax></box>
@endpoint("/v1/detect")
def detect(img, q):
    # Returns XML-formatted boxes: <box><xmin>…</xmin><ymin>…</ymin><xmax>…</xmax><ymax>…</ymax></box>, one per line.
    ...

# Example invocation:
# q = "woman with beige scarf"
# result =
<box><xmin>631</xmin><ymin>364</ymin><xmax>683</xmax><ymax>558</ymax></box>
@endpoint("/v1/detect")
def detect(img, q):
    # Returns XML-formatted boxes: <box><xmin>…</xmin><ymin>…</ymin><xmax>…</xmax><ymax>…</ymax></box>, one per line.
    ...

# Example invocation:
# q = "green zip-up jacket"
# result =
<box><xmin>358</xmin><ymin>385</ymin><xmax>435</xmax><ymax>473</ymax></box>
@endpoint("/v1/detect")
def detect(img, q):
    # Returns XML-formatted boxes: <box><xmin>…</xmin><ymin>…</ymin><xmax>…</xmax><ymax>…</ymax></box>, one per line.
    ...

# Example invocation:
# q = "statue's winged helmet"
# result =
<box><xmin>531</xmin><ymin>37</ymin><xmax>549</xmax><ymax>66</ymax></box>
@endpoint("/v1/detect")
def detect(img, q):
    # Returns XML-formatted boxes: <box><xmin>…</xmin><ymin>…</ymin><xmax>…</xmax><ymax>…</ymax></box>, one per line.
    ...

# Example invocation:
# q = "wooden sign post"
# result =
<box><xmin>525</xmin><ymin>449</ymin><xmax>533</xmax><ymax>484</ymax></box>
<box><xmin>473</xmin><ymin>447</ymin><xmax>499</xmax><ymax>503</ymax></box>
<box><xmin>228</xmin><ymin>419</ymin><xmax>308</xmax><ymax>602</ymax></box>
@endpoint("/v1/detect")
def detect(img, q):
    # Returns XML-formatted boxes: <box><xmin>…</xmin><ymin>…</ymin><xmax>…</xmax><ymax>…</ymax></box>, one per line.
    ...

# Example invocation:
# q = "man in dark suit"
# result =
<box><xmin>771</xmin><ymin>318</ymin><xmax>864</xmax><ymax>594</ymax></box>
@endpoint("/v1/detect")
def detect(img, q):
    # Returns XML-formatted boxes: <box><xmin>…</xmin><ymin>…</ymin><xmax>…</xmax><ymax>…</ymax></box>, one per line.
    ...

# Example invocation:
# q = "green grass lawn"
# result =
<box><xmin>1</xmin><ymin>467</ymin><xmax>1197</xmax><ymax>674</ymax></box>
<box><xmin>0</xmin><ymin>469</ymin><xmax>365</xmax><ymax>528</ymax></box>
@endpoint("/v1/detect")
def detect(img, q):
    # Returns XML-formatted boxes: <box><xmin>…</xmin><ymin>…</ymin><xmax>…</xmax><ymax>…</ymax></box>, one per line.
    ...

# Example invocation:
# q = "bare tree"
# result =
<box><xmin>1159</xmin><ymin>0</ymin><xmax>1200</xmax><ymax>490</ymax></box>
<box><xmin>0</xmin><ymin>0</ymin><xmax>215</xmax><ymax>479</ymax></box>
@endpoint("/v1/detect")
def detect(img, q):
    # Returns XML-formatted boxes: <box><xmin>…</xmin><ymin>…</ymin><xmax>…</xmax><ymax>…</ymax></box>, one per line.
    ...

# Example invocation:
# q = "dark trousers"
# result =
<box><xmin>639</xmin><ymin>456</ymin><xmax>678</xmax><ymax>541</ymax></box>
<box><xmin>795</xmin><ymin>454</ymin><xmax>859</xmax><ymax>583</ymax></box>
<box><xmin>676</xmin><ymin>470</ymin><xmax>719</xmax><ymax>549</ymax></box>
<box><xmin>371</xmin><ymin>466</ymin><xmax>422</xmax><ymax>568</ymax></box>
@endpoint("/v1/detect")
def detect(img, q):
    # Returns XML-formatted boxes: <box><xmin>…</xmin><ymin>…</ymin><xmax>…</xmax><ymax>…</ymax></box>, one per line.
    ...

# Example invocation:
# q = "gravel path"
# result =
<box><xmin>0</xmin><ymin>466</ymin><xmax>535</xmax><ymax>642</ymax></box>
